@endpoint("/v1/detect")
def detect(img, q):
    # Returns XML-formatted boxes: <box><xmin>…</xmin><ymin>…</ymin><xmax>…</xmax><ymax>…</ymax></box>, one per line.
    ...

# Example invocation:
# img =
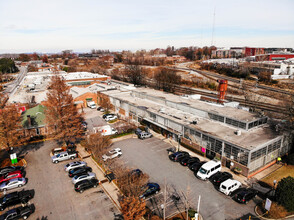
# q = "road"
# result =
<box><xmin>113</xmin><ymin>137</ymin><xmax>260</xmax><ymax>220</ymax></box>
<box><xmin>3</xmin><ymin>66</ymin><xmax>27</xmax><ymax>96</ymax></box>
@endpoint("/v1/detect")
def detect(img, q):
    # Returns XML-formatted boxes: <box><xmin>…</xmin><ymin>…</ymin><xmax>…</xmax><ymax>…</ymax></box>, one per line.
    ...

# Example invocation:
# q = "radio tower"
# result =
<box><xmin>211</xmin><ymin>7</ymin><xmax>216</xmax><ymax>46</ymax></box>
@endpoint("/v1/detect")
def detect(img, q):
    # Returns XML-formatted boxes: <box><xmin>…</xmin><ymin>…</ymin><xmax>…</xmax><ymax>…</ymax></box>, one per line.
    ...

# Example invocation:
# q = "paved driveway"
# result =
<box><xmin>83</xmin><ymin>108</ymin><xmax>107</xmax><ymax>132</ymax></box>
<box><xmin>113</xmin><ymin>137</ymin><xmax>261</xmax><ymax>220</ymax></box>
<box><xmin>9</xmin><ymin>141</ymin><xmax>119</xmax><ymax>220</ymax></box>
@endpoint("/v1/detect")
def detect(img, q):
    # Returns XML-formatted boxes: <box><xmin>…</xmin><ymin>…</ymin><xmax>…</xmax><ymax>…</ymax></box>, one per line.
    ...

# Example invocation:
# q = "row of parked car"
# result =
<box><xmin>64</xmin><ymin>161</ymin><xmax>99</xmax><ymax>193</ymax></box>
<box><xmin>0</xmin><ymin>166</ymin><xmax>36</xmax><ymax>219</ymax></box>
<box><xmin>168</xmin><ymin>150</ymin><xmax>258</xmax><ymax>204</ymax></box>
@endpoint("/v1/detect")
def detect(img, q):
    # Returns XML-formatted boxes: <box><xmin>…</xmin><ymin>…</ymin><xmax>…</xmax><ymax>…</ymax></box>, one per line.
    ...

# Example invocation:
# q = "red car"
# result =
<box><xmin>0</xmin><ymin>171</ymin><xmax>24</xmax><ymax>184</ymax></box>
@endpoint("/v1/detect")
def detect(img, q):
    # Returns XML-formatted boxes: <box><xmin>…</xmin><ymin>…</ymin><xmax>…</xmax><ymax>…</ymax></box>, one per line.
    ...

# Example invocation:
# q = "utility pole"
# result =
<box><xmin>211</xmin><ymin>7</ymin><xmax>216</xmax><ymax>46</ymax></box>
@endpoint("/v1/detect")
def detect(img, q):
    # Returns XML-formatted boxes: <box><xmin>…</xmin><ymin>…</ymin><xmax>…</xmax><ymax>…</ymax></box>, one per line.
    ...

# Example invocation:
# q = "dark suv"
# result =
<box><xmin>169</xmin><ymin>151</ymin><xmax>189</xmax><ymax>162</ymax></box>
<box><xmin>74</xmin><ymin>179</ymin><xmax>99</xmax><ymax>193</ymax></box>
<box><xmin>0</xmin><ymin>189</ymin><xmax>34</xmax><ymax>211</ymax></box>
<box><xmin>233</xmin><ymin>188</ymin><xmax>257</xmax><ymax>204</ymax></box>
<box><xmin>68</xmin><ymin>167</ymin><xmax>92</xmax><ymax>178</ymax></box>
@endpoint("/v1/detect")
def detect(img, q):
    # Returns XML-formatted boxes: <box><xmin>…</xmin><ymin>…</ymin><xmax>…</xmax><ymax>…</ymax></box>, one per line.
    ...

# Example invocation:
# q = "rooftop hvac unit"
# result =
<box><xmin>235</xmin><ymin>130</ymin><xmax>242</xmax><ymax>136</ymax></box>
<box><xmin>190</xmin><ymin>120</ymin><xmax>197</xmax><ymax>125</ymax></box>
<box><xmin>159</xmin><ymin>108</ymin><xmax>165</xmax><ymax>113</ymax></box>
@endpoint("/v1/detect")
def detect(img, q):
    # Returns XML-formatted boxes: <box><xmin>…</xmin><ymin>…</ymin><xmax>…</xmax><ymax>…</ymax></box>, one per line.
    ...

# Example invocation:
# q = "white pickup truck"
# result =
<box><xmin>51</xmin><ymin>151</ymin><xmax>78</xmax><ymax>164</ymax></box>
<box><xmin>87</xmin><ymin>101</ymin><xmax>97</xmax><ymax>109</ymax></box>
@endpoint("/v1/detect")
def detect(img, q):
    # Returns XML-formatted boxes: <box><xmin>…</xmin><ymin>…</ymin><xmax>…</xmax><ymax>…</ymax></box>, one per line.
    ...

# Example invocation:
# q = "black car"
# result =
<box><xmin>0</xmin><ymin>166</ymin><xmax>24</xmax><ymax>177</ymax></box>
<box><xmin>180</xmin><ymin>157</ymin><xmax>200</xmax><ymax>166</ymax></box>
<box><xmin>140</xmin><ymin>183</ymin><xmax>160</xmax><ymax>199</ymax></box>
<box><xmin>68</xmin><ymin>166</ymin><xmax>92</xmax><ymax>178</ymax></box>
<box><xmin>189</xmin><ymin>161</ymin><xmax>205</xmax><ymax>172</ymax></box>
<box><xmin>0</xmin><ymin>189</ymin><xmax>34</xmax><ymax>211</ymax></box>
<box><xmin>74</xmin><ymin>179</ymin><xmax>99</xmax><ymax>193</ymax></box>
<box><xmin>233</xmin><ymin>188</ymin><xmax>257</xmax><ymax>204</ymax></box>
<box><xmin>169</xmin><ymin>151</ymin><xmax>189</xmax><ymax>162</ymax></box>
<box><xmin>211</xmin><ymin>172</ymin><xmax>233</xmax><ymax>187</ymax></box>
<box><xmin>0</xmin><ymin>204</ymin><xmax>35</xmax><ymax>220</ymax></box>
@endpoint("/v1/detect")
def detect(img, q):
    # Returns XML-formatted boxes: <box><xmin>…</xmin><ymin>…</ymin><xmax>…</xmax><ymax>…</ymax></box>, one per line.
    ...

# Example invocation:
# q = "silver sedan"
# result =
<box><xmin>64</xmin><ymin>161</ymin><xmax>87</xmax><ymax>172</ymax></box>
<box><xmin>72</xmin><ymin>172</ymin><xmax>97</xmax><ymax>185</ymax></box>
<box><xmin>0</xmin><ymin>178</ymin><xmax>26</xmax><ymax>192</ymax></box>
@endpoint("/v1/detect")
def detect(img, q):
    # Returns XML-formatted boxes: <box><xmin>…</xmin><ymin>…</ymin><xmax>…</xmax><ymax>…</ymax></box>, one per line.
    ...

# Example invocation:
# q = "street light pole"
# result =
<box><xmin>177</xmin><ymin>134</ymin><xmax>182</xmax><ymax>152</ymax></box>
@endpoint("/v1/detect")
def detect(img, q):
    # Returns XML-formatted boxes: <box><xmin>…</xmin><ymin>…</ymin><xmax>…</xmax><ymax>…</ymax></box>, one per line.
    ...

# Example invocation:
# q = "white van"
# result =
<box><xmin>95</xmin><ymin>125</ymin><xmax>118</xmax><ymax>136</ymax></box>
<box><xmin>196</xmin><ymin>160</ymin><xmax>221</xmax><ymax>180</ymax></box>
<box><xmin>87</xmin><ymin>101</ymin><xmax>97</xmax><ymax>109</ymax></box>
<box><xmin>219</xmin><ymin>179</ymin><xmax>241</xmax><ymax>195</ymax></box>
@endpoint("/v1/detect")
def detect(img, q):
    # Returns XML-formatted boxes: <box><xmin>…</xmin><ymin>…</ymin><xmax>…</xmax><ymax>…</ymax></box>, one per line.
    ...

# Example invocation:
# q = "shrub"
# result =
<box><xmin>287</xmin><ymin>154</ymin><xmax>294</xmax><ymax>165</ymax></box>
<box><xmin>276</xmin><ymin>176</ymin><xmax>294</xmax><ymax>211</ymax></box>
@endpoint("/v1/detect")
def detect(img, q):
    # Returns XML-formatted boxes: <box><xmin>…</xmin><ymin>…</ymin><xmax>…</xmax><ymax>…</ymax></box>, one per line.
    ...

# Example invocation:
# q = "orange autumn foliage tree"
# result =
<box><xmin>45</xmin><ymin>74</ymin><xmax>84</xmax><ymax>143</ymax></box>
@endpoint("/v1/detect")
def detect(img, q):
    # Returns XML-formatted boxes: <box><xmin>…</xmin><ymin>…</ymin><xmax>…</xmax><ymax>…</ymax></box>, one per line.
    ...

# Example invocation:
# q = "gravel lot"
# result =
<box><xmin>113</xmin><ymin>137</ymin><xmax>261</xmax><ymax>220</ymax></box>
<box><xmin>6</xmin><ymin>140</ymin><xmax>119</xmax><ymax>220</ymax></box>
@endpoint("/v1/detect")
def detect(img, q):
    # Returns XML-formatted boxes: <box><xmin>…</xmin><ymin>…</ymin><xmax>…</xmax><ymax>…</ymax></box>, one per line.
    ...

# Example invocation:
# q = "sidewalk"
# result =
<box><xmin>77</xmin><ymin>145</ymin><xmax>121</xmax><ymax>211</ymax></box>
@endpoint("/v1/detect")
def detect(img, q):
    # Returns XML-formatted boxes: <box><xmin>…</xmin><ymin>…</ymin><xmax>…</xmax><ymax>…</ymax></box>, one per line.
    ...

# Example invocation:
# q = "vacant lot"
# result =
<box><xmin>262</xmin><ymin>165</ymin><xmax>294</xmax><ymax>187</ymax></box>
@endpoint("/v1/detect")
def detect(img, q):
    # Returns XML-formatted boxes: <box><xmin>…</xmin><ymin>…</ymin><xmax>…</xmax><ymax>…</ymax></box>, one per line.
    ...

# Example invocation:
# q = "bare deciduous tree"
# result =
<box><xmin>154</xmin><ymin>67</ymin><xmax>181</xmax><ymax>92</ymax></box>
<box><xmin>97</xmin><ymin>91</ymin><xmax>113</xmax><ymax>112</ymax></box>
<box><xmin>125</xmin><ymin>64</ymin><xmax>146</xmax><ymax>86</ymax></box>
<box><xmin>85</xmin><ymin>132</ymin><xmax>111</xmax><ymax>164</ymax></box>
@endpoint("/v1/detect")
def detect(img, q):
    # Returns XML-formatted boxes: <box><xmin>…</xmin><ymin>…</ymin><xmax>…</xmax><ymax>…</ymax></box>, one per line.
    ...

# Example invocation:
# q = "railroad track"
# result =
<box><xmin>173</xmin><ymin>85</ymin><xmax>287</xmax><ymax>114</ymax></box>
<box><xmin>175</xmin><ymin>67</ymin><xmax>294</xmax><ymax>96</ymax></box>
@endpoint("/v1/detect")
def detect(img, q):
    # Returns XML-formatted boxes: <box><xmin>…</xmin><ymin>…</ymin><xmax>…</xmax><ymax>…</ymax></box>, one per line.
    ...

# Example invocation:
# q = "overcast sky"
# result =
<box><xmin>0</xmin><ymin>0</ymin><xmax>294</xmax><ymax>53</ymax></box>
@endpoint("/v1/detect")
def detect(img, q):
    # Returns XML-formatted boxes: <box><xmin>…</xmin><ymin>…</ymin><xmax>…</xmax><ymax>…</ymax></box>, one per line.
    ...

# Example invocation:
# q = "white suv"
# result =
<box><xmin>105</xmin><ymin>115</ymin><xmax>117</xmax><ymax>121</ymax></box>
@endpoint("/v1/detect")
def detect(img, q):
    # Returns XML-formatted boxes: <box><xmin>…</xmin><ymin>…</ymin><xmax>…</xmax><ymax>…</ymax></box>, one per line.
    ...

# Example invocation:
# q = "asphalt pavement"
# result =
<box><xmin>112</xmin><ymin>137</ymin><xmax>261</xmax><ymax>220</ymax></box>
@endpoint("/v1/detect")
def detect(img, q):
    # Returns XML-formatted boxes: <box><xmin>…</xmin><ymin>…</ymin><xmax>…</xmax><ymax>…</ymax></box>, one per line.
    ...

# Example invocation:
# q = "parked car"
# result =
<box><xmin>177</xmin><ymin>154</ymin><xmax>191</xmax><ymax>163</ymax></box>
<box><xmin>72</xmin><ymin>172</ymin><xmax>96</xmax><ymax>185</ymax></box>
<box><xmin>102</xmin><ymin>113</ymin><xmax>115</xmax><ymax>119</ymax></box>
<box><xmin>233</xmin><ymin>188</ymin><xmax>258</xmax><ymax>204</ymax></box>
<box><xmin>0</xmin><ymin>178</ymin><xmax>27</xmax><ymax>192</ymax></box>
<box><xmin>140</xmin><ymin>183</ymin><xmax>160</xmax><ymax>199</ymax></box>
<box><xmin>138</xmin><ymin>131</ymin><xmax>153</xmax><ymax>140</ymax></box>
<box><xmin>135</xmin><ymin>128</ymin><xmax>142</xmax><ymax>135</ymax></box>
<box><xmin>210</xmin><ymin>172</ymin><xmax>233</xmax><ymax>187</ymax></box>
<box><xmin>68</xmin><ymin>166</ymin><xmax>92</xmax><ymax>178</ymax></box>
<box><xmin>196</xmin><ymin>160</ymin><xmax>222</xmax><ymax>180</ymax></box>
<box><xmin>219</xmin><ymin>179</ymin><xmax>242</xmax><ymax>195</ymax></box>
<box><xmin>102</xmin><ymin>149</ymin><xmax>122</xmax><ymax>161</ymax></box>
<box><xmin>0</xmin><ymin>171</ymin><xmax>25</xmax><ymax>184</ymax></box>
<box><xmin>97</xmin><ymin>107</ymin><xmax>105</xmax><ymax>112</ymax></box>
<box><xmin>0</xmin><ymin>204</ymin><xmax>35</xmax><ymax>220</ymax></box>
<box><xmin>0</xmin><ymin>166</ymin><xmax>24</xmax><ymax>177</ymax></box>
<box><xmin>105</xmin><ymin>115</ymin><xmax>117</xmax><ymax>121</ymax></box>
<box><xmin>181</xmin><ymin>157</ymin><xmax>200</xmax><ymax>166</ymax></box>
<box><xmin>64</xmin><ymin>161</ymin><xmax>87</xmax><ymax>172</ymax></box>
<box><xmin>169</xmin><ymin>151</ymin><xmax>189</xmax><ymax>162</ymax></box>
<box><xmin>189</xmin><ymin>161</ymin><xmax>206</xmax><ymax>172</ymax></box>
<box><xmin>51</xmin><ymin>151</ymin><xmax>78</xmax><ymax>163</ymax></box>
<box><xmin>74</xmin><ymin>179</ymin><xmax>99</xmax><ymax>193</ymax></box>
<box><xmin>0</xmin><ymin>189</ymin><xmax>35</xmax><ymax>211</ymax></box>
<box><xmin>81</xmin><ymin>121</ymin><xmax>88</xmax><ymax>130</ymax></box>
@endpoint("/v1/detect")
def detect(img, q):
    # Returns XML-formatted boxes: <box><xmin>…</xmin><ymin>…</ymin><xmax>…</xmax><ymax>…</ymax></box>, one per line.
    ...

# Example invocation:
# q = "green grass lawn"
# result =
<box><xmin>262</xmin><ymin>165</ymin><xmax>294</xmax><ymax>187</ymax></box>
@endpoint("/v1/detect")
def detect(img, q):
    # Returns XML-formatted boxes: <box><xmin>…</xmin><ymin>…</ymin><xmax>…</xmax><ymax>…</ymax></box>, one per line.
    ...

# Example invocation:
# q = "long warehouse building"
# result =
<box><xmin>100</xmin><ymin>86</ymin><xmax>291</xmax><ymax>177</ymax></box>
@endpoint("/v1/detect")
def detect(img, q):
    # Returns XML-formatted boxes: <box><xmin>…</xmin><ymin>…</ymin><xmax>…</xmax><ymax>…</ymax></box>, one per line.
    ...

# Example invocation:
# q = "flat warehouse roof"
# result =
<box><xmin>132</xmin><ymin>88</ymin><xmax>260</xmax><ymax>122</ymax></box>
<box><xmin>102</xmin><ymin>89</ymin><xmax>280</xmax><ymax>151</ymax></box>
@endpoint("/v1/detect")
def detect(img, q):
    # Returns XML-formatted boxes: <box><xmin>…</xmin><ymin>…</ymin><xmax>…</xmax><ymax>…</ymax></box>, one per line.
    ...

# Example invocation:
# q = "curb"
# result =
<box><xmin>254</xmin><ymin>205</ymin><xmax>294</xmax><ymax>220</ymax></box>
<box><xmin>89</xmin><ymin>156</ymin><xmax>122</xmax><ymax>211</ymax></box>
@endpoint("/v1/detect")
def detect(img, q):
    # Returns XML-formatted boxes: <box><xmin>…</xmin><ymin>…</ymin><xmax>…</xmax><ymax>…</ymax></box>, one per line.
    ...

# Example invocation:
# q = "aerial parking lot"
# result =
<box><xmin>112</xmin><ymin>137</ymin><xmax>262</xmax><ymax>220</ymax></box>
<box><xmin>17</xmin><ymin>141</ymin><xmax>119</xmax><ymax>220</ymax></box>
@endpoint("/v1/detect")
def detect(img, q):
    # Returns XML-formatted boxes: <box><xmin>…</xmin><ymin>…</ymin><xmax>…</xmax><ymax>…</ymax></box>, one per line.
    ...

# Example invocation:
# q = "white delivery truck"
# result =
<box><xmin>94</xmin><ymin>125</ymin><xmax>118</xmax><ymax>136</ymax></box>
<box><xmin>87</xmin><ymin>101</ymin><xmax>97</xmax><ymax>109</ymax></box>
